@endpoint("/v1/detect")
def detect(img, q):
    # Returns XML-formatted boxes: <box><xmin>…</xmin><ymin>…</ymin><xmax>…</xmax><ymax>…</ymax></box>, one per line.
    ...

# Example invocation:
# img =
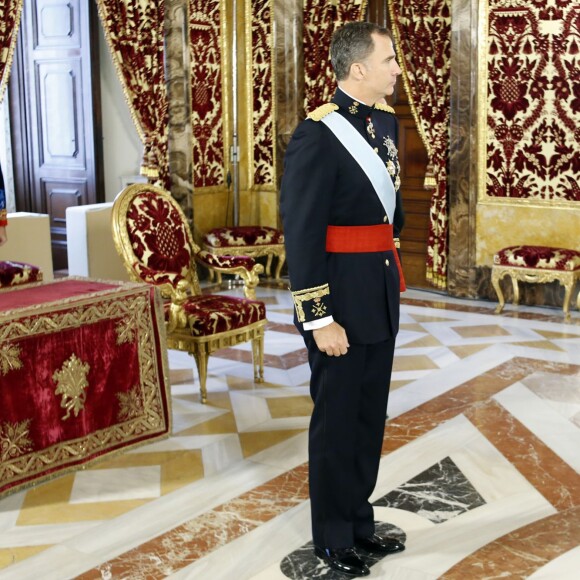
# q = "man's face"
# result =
<box><xmin>359</xmin><ymin>33</ymin><xmax>401</xmax><ymax>100</ymax></box>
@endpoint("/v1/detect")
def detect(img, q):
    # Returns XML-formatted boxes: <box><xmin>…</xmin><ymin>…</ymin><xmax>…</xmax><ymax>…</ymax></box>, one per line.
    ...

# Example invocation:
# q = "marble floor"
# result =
<box><xmin>0</xmin><ymin>283</ymin><xmax>579</xmax><ymax>579</ymax></box>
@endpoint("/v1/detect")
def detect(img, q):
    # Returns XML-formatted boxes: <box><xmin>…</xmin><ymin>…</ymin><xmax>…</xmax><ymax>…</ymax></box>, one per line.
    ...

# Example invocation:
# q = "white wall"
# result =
<box><xmin>98</xmin><ymin>24</ymin><xmax>144</xmax><ymax>202</ymax></box>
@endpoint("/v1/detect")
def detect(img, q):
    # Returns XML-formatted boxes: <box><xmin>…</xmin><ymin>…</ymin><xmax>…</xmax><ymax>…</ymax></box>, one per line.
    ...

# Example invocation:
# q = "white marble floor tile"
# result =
<box><xmin>201</xmin><ymin>434</ymin><xmax>244</xmax><ymax>477</ymax></box>
<box><xmin>171</xmin><ymin>503</ymin><xmax>312</xmax><ymax>580</ymax></box>
<box><xmin>3</xmin><ymin>461</ymin><xmax>286</xmax><ymax>578</ymax></box>
<box><xmin>232</xmin><ymin>330</ymin><xmax>305</xmax><ymax>356</ymax></box>
<box><xmin>396</xmin><ymin>330</ymin><xmax>429</xmax><ymax>347</ymax></box>
<box><xmin>69</xmin><ymin>467</ymin><xmax>161</xmax><ymax>504</ymax></box>
<box><xmin>0</xmin><ymin>493</ymin><xmax>25</xmax><ymax>534</ymax></box>
<box><xmin>247</xmin><ymin>432</ymin><xmax>308</xmax><ymax>470</ymax></box>
<box><xmin>0</xmin><ymin>522</ymin><xmax>99</xmax><ymax>549</ymax></box>
<box><xmin>229</xmin><ymin>391</ymin><xmax>273</xmax><ymax>432</ymax></box>
<box><xmin>387</xmin><ymin>344</ymin><xmax>513</xmax><ymax>418</ymax></box>
<box><xmin>494</xmin><ymin>382</ymin><xmax>580</xmax><ymax>472</ymax></box>
<box><xmin>0</xmin><ymin>544</ymin><xmax>101</xmax><ymax>580</ymax></box>
<box><xmin>374</xmin><ymin>493</ymin><xmax>555</xmax><ymax>579</ymax></box>
<box><xmin>528</xmin><ymin>545</ymin><xmax>580</xmax><ymax>579</ymax></box>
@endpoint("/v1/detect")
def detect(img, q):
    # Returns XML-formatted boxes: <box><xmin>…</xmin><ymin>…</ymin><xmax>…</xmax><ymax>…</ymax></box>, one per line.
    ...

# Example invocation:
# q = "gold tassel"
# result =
<box><xmin>424</xmin><ymin>163</ymin><xmax>436</xmax><ymax>189</ymax></box>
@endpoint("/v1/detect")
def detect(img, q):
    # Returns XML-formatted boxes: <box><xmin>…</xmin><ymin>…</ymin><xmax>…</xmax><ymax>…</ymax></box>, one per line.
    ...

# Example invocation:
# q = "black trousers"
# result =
<box><xmin>304</xmin><ymin>334</ymin><xmax>395</xmax><ymax>548</ymax></box>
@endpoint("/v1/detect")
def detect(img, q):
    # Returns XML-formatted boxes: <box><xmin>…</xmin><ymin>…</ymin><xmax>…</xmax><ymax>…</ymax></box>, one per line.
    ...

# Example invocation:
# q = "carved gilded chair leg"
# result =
<box><xmin>265</xmin><ymin>254</ymin><xmax>273</xmax><ymax>277</ymax></box>
<box><xmin>491</xmin><ymin>268</ymin><xmax>505</xmax><ymax>314</ymax></box>
<box><xmin>511</xmin><ymin>276</ymin><xmax>520</xmax><ymax>306</ymax></box>
<box><xmin>562</xmin><ymin>278</ymin><xmax>573</xmax><ymax>318</ymax></box>
<box><xmin>274</xmin><ymin>253</ymin><xmax>286</xmax><ymax>280</ymax></box>
<box><xmin>252</xmin><ymin>334</ymin><xmax>265</xmax><ymax>382</ymax></box>
<box><xmin>192</xmin><ymin>349</ymin><xmax>209</xmax><ymax>404</ymax></box>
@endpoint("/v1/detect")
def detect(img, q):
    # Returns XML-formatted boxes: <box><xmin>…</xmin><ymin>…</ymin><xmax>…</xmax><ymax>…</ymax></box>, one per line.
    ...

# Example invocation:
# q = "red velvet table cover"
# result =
<box><xmin>0</xmin><ymin>278</ymin><xmax>171</xmax><ymax>498</ymax></box>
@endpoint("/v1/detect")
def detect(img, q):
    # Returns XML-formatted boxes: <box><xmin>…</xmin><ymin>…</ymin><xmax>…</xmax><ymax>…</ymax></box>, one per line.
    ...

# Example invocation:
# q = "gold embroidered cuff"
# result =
<box><xmin>291</xmin><ymin>284</ymin><xmax>331</xmax><ymax>323</ymax></box>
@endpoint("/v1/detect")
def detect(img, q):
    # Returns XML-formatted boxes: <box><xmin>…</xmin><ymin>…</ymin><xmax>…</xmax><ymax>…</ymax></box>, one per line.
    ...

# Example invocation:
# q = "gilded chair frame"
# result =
<box><xmin>111</xmin><ymin>184</ymin><xmax>267</xmax><ymax>403</ymax></box>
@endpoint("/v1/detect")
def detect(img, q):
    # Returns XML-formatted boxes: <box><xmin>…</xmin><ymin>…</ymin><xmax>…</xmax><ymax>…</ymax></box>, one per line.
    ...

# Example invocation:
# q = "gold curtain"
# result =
<box><xmin>95</xmin><ymin>0</ymin><xmax>170</xmax><ymax>187</ymax></box>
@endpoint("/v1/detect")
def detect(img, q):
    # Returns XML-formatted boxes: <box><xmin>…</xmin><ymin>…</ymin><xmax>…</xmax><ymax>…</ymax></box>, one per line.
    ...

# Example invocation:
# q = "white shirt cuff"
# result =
<box><xmin>303</xmin><ymin>315</ymin><xmax>334</xmax><ymax>331</ymax></box>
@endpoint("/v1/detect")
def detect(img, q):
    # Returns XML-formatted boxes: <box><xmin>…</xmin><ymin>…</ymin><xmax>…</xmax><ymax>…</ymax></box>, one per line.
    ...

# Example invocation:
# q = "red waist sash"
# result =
<box><xmin>326</xmin><ymin>224</ymin><xmax>406</xmax><ymax>292</ymax></box>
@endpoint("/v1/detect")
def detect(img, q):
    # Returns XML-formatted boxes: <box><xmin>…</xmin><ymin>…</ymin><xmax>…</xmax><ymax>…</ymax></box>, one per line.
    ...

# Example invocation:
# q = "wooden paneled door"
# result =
<box><xmin>367</xmin><ymin>0</ymin><xmax>431</xmax><ymax>289</ymax></box>
<box><xmin>9</xmin><ymin>0</ymin><xmax>104</xmax><ymax>270</ymax></box>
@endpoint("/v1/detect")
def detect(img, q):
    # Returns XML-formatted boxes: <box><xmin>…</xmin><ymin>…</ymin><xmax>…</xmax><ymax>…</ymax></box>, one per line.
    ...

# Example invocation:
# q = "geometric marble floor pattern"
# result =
<box><xmin>0</xmin><ymin>284</ymin><xmax>579</xmax><ymax>579</ymax></box>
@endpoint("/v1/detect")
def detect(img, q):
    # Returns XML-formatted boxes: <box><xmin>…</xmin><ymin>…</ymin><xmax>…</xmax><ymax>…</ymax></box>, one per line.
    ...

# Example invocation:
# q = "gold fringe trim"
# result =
<box><xmin>426</xmin><ymin>269</ymin><xmax>447</xmax><ymax>289</ymax></box>
<box><xmin>0</xmin><ymin>0</ymin><xmax>24</xmax><ymax>104</ymax></box>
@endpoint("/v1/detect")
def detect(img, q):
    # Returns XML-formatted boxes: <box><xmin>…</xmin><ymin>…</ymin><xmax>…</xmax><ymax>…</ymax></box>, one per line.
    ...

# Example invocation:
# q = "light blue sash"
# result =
<box><xmin>320</xmin><ymin>111</ymin><xmax>396</xmax><ymax>224</ymax></box>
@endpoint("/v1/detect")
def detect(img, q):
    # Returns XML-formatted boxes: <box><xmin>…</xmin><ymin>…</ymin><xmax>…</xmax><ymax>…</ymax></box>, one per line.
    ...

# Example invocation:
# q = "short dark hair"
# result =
<box><xmin>330</xmin><ymin>22</ymin><xmax>393</xmax><ymax>81</ymax></box>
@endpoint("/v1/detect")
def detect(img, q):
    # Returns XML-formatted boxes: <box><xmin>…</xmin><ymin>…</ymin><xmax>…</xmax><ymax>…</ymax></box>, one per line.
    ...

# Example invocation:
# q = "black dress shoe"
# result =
<box><xmin>314</xmin><ymin>546</ymin><xmax>370</xmax><ymax>576</ymax></box>
<box><xmin>355</xmin><ymin>533</ymin><xmax>405</xmax><ymax>554</ymax></box>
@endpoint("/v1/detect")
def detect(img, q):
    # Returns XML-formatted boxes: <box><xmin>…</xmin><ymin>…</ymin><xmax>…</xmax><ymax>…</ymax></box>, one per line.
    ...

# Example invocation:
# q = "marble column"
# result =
<box><xmin>165</xmin><ymin>0</ymin><xmax>194</xmax><ymax>222</ymax></box>
<box><xmin>447</xmin><ymin>0</ymin><xmax>480</xmax><ymax>298</ymax></box>
<box><xmin>274</xmin><ymin>0</ymin><xmax>304</xmax><ymax>215</ymax></box>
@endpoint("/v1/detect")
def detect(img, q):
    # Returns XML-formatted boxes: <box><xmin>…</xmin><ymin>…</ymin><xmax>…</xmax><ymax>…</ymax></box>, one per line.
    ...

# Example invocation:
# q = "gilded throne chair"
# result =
<box><xmin>112</xmin><ymin>184</ymin><xmax>267</xmax><ymax>403</ymax></box>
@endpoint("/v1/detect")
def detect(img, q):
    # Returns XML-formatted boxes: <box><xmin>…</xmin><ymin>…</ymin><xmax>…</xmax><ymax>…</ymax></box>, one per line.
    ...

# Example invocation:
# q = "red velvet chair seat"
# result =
<box><xmin>493</xmin><ymin>246</ymin><xmax>580</xmax><ymax>271</ymax></box>
<box><xmin>0</xmin><ymin>260</ymin><xmax>43</xmax><ymax>288</ymax></box>
<box><xmin>163</xmin><ymin>294</ymin><xmax>266</xmax><ymax>337</ymax></box>
<box><xmin>203</xmin><ymin>226</ymin><xmax>284</xmax><ymax>248</ymax></box>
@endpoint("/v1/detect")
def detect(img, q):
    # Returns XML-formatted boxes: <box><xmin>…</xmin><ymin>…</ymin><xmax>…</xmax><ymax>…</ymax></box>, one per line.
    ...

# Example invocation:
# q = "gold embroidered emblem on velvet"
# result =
<box><xmin>53</xmin><ymin>354</ymin><xmax>91</xmax><ymax>421</ymax></box>
<box><xmin>312</xmin><ymin>299</ymin><xmax>327</xmax><ymax>318</ymax></box>
<box><xmin>349</xmin><ymin>101</ymin><xmax>360</xmax><ymax>115</ymax></box>
<box><xmin>117</xmin><ymin>386</ymin><xmax>144</xmax><ymax>421</ymax></box>
<box><xmin>116</xmin><ymin>317</ymin><xmax>136</xmax><ymax>345</ymax></box>
<box><xmin>0</xmin><ymin>420</ymin><xmax>32</xmax><ymax>462</ymax></box>
<box><xmin>0</xmin><ymin>343</ymin><xmax>22</xmax><ymax>376</ymax></box>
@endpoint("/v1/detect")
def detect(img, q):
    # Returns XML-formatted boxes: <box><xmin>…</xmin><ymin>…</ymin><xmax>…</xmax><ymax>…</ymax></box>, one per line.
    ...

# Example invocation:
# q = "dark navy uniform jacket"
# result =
<box><xmin>280</xmin><ymin>89</ymin><xmax>404</xmax><ymax>345</ymax></box>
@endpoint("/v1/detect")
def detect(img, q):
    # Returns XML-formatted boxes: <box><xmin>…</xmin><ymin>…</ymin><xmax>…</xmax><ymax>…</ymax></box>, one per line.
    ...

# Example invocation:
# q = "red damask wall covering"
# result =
<box><xmin>487</xmin><ymin>0</ymin><xmax>579</xmax><ymax>202</ymax></box>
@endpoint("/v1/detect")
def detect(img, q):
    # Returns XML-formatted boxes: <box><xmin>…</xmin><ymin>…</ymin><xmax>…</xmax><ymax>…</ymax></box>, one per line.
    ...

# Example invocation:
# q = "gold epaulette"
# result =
<box><xmin>374</xmin><ymin>102</ymin><xmax>396</xmax><ymax>114</ymax></box>
<box><xmin>307</xmin><ymin>103</ymin><xmax>339</xmax><ymax>122</ymax></box>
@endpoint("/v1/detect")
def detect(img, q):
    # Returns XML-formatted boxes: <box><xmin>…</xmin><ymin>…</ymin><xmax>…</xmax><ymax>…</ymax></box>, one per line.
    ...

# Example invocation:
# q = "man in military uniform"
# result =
<box><xmin>280</xmin><ymin>22</ymin><xmax>406</xmax><ymax>577</ymax></box>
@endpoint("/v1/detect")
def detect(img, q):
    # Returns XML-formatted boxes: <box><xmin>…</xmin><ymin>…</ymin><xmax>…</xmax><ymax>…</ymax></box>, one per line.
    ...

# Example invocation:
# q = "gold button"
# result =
<box><xmin>385</xmin><ymin>259</ymin><xmax>390</xmax><ymax>266</ymax></box>
<box><xmin>374</xmin><ymin>147</ymin><xmax>379</xmax><ymax>153</ymax></box>
<box><xmin>383</xmin><ymin>216</ymin><xmax>388</xmax><ymax>223</ymax></box>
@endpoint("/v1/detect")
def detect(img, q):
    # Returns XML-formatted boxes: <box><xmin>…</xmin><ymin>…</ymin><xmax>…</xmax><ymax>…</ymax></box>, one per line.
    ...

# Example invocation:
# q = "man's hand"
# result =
<box><xmin>0</xmin><ymin>226</ymin><xmax>7</xmax><ymax>247</ymax></box>
<box><xmin>313</xmin><ymin>322</ymin><xmax>349</xmax><ymax>356</ymax></box>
